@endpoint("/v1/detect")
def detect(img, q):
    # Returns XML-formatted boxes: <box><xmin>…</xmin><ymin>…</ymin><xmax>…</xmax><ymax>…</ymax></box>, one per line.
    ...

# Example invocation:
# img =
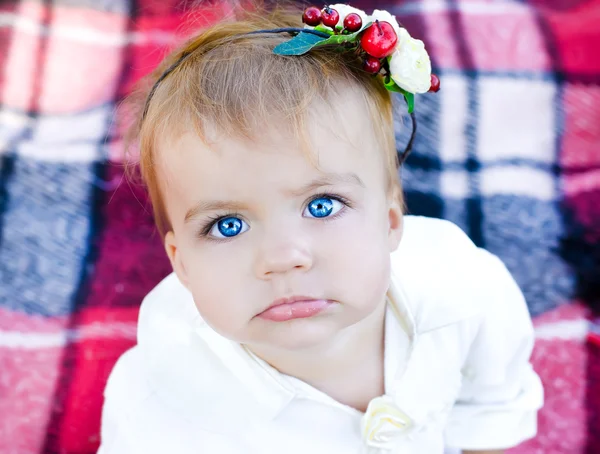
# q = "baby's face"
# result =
<box><xmin>158</xmin><ymin>90</ymin><xmax>403</xmax><ymax>352</ymax></box>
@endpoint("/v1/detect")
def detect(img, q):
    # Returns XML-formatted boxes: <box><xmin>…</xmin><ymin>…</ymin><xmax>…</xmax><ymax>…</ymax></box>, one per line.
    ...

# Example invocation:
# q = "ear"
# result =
<box><xmin>165</xmin><ymin>231</ymin><xmax>190</xmax><ymax>289</ymax></box>
<box><xmin>387</xmin><ymin>186</ymin><xmax>404</xmax><ymax>252</ymax></box>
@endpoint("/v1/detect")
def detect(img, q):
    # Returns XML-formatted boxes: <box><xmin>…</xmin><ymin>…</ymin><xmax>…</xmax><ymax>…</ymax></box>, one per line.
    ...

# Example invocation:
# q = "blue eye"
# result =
<box><xmin>209</xmin><ymin>216</ymin><xmax>249</xmax><ymax>238</ymax></box>
<box><xmin>304</xmin><ymin>197</ymin><xmax>343</xmax><ymax>219</ymax></box>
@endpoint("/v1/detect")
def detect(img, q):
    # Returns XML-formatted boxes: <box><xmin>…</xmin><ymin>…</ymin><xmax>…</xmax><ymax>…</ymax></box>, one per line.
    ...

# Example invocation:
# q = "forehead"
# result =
<box><xmin>155</xmin><ymin>86</ymin><xmax>386</xmax><ymax>198</ymax></box>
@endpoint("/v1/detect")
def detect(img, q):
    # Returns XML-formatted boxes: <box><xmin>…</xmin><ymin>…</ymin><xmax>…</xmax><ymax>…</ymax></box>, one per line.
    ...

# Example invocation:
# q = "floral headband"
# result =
<box><xmin>142</xmin><ymin>4</ymin><xmax>439</xmax><ymax>165</ymax></box>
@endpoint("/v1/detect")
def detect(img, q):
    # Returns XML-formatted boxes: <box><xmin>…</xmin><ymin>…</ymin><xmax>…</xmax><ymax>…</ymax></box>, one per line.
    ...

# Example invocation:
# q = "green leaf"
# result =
<box><xmin>314</xmin><ymin>25</ymin><xmax>333</xmax><ymax>34</ymax></box>
<box><xmin>316</xmin><ymin>32</ymin><xmax>357</xmax><ymax>46</ymax></box>
<box><xmin>402</xmin><ymin>91</ymin><xmax>415</xmax><ymax>114</ymax></box>
<box><xmin>383</xmin><ymin>76</ymin><xmax>415</xmax><ymax>113</ymax></box>
<box><xmin>273</xmin><ymin>32</ymin><xmax>328</xmax><ymax>55</ymax></box>
<box><xmin>313</xmin><ymin>23</ymin><xmax>372</xmax><ymax>48</ymax></box>
<box><xmin>272</xmin><ymin>22</ymin><xmax>372</xmax><ymax>56</ymax></box>
<box><xmin>383</xmin><ymin>75</ymin><xmax>404</xmax><ymax>93</ymax></box>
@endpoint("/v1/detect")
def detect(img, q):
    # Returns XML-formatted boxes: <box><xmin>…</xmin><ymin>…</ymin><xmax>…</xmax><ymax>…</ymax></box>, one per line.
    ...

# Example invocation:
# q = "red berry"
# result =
<box><xmin>321</xmin><ymin>7</ymin><xmax>339</xmax><ymax>28</ymax></box>
<box><xmin>302</xmin><ymin>6</ymin><xmax>322</xmax><ymax>26</ymax></box>
<box><xmin>429</xmin><ymin>74</ymin><xmax>441</xmax><ymax>92</ymax></box>
<box><xmin>343</xmin><ymin>13</ymin><xmax>362</xmax><ymax>32</ymax></box>
<box><xmin>364</xmin><ymin>57</ymin><xmax>382</xmax><ymax>74</ymax></box>
<box><xmin>360</xmin><ymin>21</ymin><xmax>398</xmax><ymax>59</ymax></box>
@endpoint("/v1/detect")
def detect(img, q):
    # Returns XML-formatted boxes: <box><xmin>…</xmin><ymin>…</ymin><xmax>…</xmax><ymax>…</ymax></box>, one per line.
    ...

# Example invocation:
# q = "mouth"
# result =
<box><xmin>257</xmin><ymin>296</ymin><xmax>334</xmax><ymax>322</ymax></box>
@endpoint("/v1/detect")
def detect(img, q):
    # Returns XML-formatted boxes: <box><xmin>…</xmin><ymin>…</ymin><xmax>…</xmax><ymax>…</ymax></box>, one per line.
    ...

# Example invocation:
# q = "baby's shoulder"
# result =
<box><xmin>397</xmin><ymin>216</ymin><xmax>478</xmax><ymax>261</ymax></box>
<box><xmin>394</xmin><ymin>215</ymin><xmax>503</xmax><ymax>280</ymax></box>
<box><xmin>103</xmin><ymin>346</ymin><xmax>153</xmax><ymax>410</ymax></box>
<box><xmin>101</xmin><ymin>346</ymin><xmax>247</xmax><ymax>454</ymax></box>
<box><xmin>392</xmin><ymin>216</ymin><xmax>522</xmax><ymax>331</ymax></box>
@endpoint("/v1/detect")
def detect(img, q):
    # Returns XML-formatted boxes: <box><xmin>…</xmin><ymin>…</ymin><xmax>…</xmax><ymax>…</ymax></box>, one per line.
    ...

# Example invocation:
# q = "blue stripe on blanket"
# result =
<box><xmin>482</xmin><ymin>195</ymin><xmax>574</xmax><ymax>316</ymax></box>
<box><xmin>0</xmin><ymin>157</ymin><xmax>95</xmax><ymax>316</ymax></box>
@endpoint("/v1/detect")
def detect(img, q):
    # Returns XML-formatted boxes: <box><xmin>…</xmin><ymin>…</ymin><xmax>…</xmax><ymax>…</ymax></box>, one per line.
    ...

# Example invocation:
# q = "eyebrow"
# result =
<box><xmin>185</xmin><ymin>200</ymin><xmax>248</xmax><ymax>223</ymax></box>
<box><xmin>285</xmin><ymin>172</ymin><xmax>365</xmax><ymax>197</ymax></box>
<box><xmin>184</xmin><ymin>172</ymin><xmax>364</xmax><ymax>223</ymax></box>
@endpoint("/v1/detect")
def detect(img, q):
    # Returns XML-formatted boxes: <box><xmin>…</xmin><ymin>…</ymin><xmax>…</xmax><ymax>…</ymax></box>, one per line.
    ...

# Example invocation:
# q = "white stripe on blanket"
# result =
<box><xmin>0</xmin><ymin>318</ymin><xmax>590</xmax><ymax>349</ymax></box>
<box><xmin>0</xmin><ymin>321</ymin><xmax>137</xmax><ymax>348</ymax></box>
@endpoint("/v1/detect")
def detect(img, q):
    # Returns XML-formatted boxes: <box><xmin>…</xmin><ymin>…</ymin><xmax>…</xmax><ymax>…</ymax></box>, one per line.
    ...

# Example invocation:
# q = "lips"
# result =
<box><xmin>257</xmin><ymin>296</ymin><xmax>333</xmax><ymax>322</ymax></box>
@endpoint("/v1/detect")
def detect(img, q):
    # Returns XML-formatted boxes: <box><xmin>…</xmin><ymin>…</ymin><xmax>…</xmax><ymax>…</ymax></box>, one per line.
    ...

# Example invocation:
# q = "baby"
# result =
<box><xmin>99</xmin><ymin>4</ymin><xmax>543</xmax><ymax>454</ymax></box>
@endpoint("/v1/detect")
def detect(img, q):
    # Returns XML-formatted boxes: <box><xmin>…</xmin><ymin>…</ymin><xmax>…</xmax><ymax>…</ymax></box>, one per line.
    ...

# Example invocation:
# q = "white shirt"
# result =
<box><xmin>98</xmin><ymin>216</ymin><xmax>543</xmax><ymax>454</ymax></box>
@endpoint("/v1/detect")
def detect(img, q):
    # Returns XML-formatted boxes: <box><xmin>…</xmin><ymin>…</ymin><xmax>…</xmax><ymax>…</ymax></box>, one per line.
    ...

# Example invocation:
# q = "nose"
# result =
<box><xmin>254</xmin><ymin>231</ymin><xmax>313</xmax><ymax>279</ymax></box>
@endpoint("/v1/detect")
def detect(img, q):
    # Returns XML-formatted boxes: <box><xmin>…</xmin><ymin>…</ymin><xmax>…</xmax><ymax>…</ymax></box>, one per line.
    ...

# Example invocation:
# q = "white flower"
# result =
<box><xmin>369</xmin><ymin>9</ymin><xmax>402</xmax><ymax>38</ymax></box>
<box><xmin>361</xmin><ymin>396</ymin><xmax>413</xmax><ymax>449</ymax></box>
<box><xmin>389</xmin><ymin>28</ymin><xmax>432</xmax><ymax>94</ymax></box>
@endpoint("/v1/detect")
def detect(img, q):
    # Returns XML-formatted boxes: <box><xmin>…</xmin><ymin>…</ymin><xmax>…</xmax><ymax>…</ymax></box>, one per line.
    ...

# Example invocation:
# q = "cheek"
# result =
<box><xmin>319</xmin><ymin>208</ymin><xmax>392</xmax><ymax>303</ymax></box>
<box><xmin>179</xmin><ymin>241</ymin><xmax>252</xmax><ymax>337</ymax></box>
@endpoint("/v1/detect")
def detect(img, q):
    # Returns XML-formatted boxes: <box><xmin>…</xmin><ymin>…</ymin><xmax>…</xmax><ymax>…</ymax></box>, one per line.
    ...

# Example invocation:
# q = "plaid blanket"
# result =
<box><xmin>0</xmin><ymin>0</ymin><xmax>598</xmax><ymax>453</ymax></box>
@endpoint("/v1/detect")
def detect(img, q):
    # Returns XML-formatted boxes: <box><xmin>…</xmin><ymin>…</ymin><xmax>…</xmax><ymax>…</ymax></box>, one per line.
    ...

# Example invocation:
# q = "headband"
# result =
<box><xmin>141</xmin><ymin>4</ymin><xmax>440</xmax><ymax>165</ymax></box>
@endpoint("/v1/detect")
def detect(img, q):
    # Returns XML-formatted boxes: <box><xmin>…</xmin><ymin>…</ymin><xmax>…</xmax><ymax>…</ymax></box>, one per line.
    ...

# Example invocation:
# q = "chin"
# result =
<box><xmin>253</xmin><ymin>317</ymin><xmax>347</xmax><ymax>351</ymax></box>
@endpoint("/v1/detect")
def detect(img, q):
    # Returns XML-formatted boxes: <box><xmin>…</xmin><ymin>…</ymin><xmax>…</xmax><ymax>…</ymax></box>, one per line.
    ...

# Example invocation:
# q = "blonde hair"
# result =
<box><xmin>129</xmin><ymin>3</ymin><xmax>401</xmax><ymax>237</ymax></box>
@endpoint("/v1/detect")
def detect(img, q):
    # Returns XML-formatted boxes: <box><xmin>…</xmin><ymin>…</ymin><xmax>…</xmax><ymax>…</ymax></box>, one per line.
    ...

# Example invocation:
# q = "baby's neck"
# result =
<box><xmin>248</xmin><ymin>301</ymin><xmax>387</xmax><ymax>412</ymax></box>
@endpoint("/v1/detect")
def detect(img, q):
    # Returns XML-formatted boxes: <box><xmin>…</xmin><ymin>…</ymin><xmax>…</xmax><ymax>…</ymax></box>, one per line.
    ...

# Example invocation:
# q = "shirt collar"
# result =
<box><xmin>193</xmin><ymin>319</ymin><xmax>296</xmax><ymax>417</ymax></box>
